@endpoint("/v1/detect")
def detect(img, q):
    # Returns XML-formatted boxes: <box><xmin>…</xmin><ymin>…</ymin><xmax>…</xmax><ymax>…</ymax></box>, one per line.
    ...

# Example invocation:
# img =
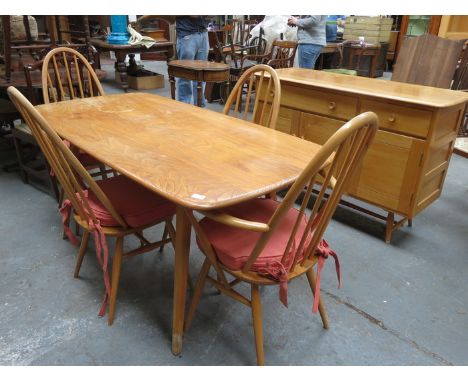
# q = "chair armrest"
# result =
<box><xmin>201</xmin><ymin>210</ymin><xmax>270</xmax><ymax>232</ymax></box>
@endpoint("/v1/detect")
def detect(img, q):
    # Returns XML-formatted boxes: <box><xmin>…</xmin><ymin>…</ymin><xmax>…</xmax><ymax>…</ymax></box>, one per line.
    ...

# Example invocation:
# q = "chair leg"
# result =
<box><xmin>74</xmin><ymin>230</ymin><xmax>90</xmax><ymax>278</ymax></box>
<box><xmin>306</xmin><ymin>268</ymin><xmax>329</xmax><ymax>329</ymax></box>
<box><xmin>12</xmin><ymin>135</ymin><xmax>28</xmax><ymax>183</ymax></box>
<box><xmin>251</xmin><ymin>283</ymin><xmax>265</xmax><ymax>366</ymax></box>
<box><xmin>108</xmin><ymin>236</ymin><xmax>124</xmax><ymax>326</ymax></box>
<box><xmin>184</xmin><ymin>258</ymin><xmax>211</xmax><ymax>332</ymax></box>
<box><xmin>159</xmin><ymin>223</ymin><xmax>169</xmax><ymax>253</ymax></box>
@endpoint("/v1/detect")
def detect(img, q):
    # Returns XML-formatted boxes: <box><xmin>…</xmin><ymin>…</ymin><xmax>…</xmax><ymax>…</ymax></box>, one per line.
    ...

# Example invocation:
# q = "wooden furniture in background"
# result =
<box><xmin>184</xmin><ymin>112</ymin><xmax>378</xmax><ymax>365</ymax></box>
<box><xmin>452</xmin><ymin>41</ymin><xmax>468</xmax><ymax>157</ymax></box>
<box><xmin>167</xmin><ymin>60</ymin><xmax>230</xmax><ymax>107</ymax></box>
<box><xmin>135</xmin><ymin>16</ymin><xmax>171</xmax><ymax>61</ymax></box>
<box><xmin>392</xmin><ymin>34</ymin><xmax>464</xmax><ymax>88</ymax></box>
<box><xmin>324</xmin><ymin>41</ymin><xmax>382</xmax><ymax>78</ymax></box>
<box><xmin>385</xmin><ymin>31</ymin><xmax>399</xmax><ymax>70</ymax></box>
<box><xmin>395</xmin><ymin>16</ymin><xmax>442</xmax><ymax>62</ymax></box>
<box><xmin>223</xmin><ymin>64</ymin><xmax>280</xmax><ymax>129</ymax></box>
<box><xmin>9</xmin><ymin>87</ymin><xmax>176</xmax><ymax>325</ymax></box>
<box><xmin>268</xmin><ymin>68</ymin><xmax>468</xmax><ymax>242</ymax></box>
<box><xmin>90</xmin><ymin>38</ymin><xmax>175</xmax><ymax>91</ymax></box>
<box><xmin>438</xmin><ymin>15</ymin><xmax>468</xmax><ymax>40</ymax></box>
<box><xmin>35</xmin><ymin>92</ymin><xmax>326</xmax><ymax>357</ymax></box>
<box><xmin>1</xmin><ymin>16</ymin><xmax>96</xmax><ymax>84</ymax></box>
<box><xmin>241</xmin><ymin>39</ymin><xmax>298</xmax><ymax>69</ymax></box>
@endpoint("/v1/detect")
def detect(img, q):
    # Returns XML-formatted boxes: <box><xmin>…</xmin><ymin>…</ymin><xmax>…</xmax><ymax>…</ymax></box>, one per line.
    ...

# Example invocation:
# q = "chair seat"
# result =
<box><xmin>77</xmin><ymin>152</ymin><xmax>101</xmax><ymax>167</ymax></box>
<box><xmin>86</xmin><ymin>175</ymin><xmax>176</xmax><ymax>228</ymax></box>
<box><xmin>199</xmin><ymin>198</ymin><xmax>309</xmax><ymax>271</ymax></box>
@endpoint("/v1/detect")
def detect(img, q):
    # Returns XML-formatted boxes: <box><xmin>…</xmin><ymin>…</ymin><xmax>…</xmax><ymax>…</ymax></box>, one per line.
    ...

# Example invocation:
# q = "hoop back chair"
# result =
<box><xmin>40</xmin><ymin>46</ymin><xmax>105</xmax><ymax>103</ymax></box>
<box><xmin>184</xmin><ymin>111</ymin><xmax>379</xmax><ymax>365</ymax></box>
<box><xmin>7</xmin><ymin>86</ymin><xmax>176</xmax><ymax>325</ymax></box>
<box><xmin>223</xmin><ymin>64</ymin><xmax>281</xmax><ymax>129</ymax></box>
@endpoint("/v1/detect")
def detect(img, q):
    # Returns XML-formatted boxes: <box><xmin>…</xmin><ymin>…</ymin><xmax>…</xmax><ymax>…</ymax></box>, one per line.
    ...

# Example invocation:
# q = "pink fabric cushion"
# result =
<box><xmin>198</xmin><ymin>198</ymin><xmax>309</xmax><ymax>271</ymax></box>
<box><xmin>86</xmin><ymin>175</ymin><xmax>176</xmax><ymax>228</ymax></box>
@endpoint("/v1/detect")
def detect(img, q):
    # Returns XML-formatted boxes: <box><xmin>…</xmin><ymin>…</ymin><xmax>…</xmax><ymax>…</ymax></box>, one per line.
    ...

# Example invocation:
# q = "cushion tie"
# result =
<box><xmin>312</xmin><ymin>239</ymin><xmax>341</xmax><ymax>313</ymax></box>
<box><xmin>87</xmin><ymin>218</ymin><xmax>111</xmax><ymax>317</ymax></box>
<box><xmin>258</xmin><ymin>261</ymin><xmax>290</xmax><ymax>307</ymax></box>
<box><xmin>59</xmin><ymin>199</ymin><xmax>79</xmax><ymax>246</ymax></box>
<box><xmin>59</xmin><ymin>191</ymin><xmax>111</xmax><ymax>317</ymax></box>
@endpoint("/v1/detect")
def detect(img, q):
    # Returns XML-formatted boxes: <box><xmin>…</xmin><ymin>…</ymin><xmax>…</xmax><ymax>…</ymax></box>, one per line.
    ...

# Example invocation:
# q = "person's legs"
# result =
<box><xmin>298</xmin><ymin>44</ymin><xmax>323</xmax><ymax>69</ymax></box>
<box><xmin>191</xmin><ymin>32</ymin><xmax>209</xmax><ymax>107</ymax></box>
<box><xmin>176</xmin><ymin>34</ymin><xmax>198</xmax><ymax>104</ymax></box>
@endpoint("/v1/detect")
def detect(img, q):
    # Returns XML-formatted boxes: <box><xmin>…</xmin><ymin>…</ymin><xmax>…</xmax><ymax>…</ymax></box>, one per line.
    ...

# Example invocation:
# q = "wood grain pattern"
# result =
<box><xmin>36</xmin><ymin>92</ymin><xmax>323</xmax><ymax>210</ymax></box>
<box><xmin>392</xmin><ymin>35</ymin><xmax>463</xmax><ymax>89</ymax></box>
<box><xmin>275</xmin><ymin>68</ymin><xmax>468</xmax><ymax>108</ymax></box>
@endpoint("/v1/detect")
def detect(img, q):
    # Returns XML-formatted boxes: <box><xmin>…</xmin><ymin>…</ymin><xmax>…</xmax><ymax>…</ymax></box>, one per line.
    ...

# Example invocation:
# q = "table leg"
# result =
<box><xmin>114</xmin><ymin>51</ymin><xmax>129</xmax><ymax>92</ymax></box>
<box><xmin>196</xmin><ymin>81</ymin><xmax>202</xmax><ymax>107</ymax></box>
<box><xmin>172</xmin><ymin>205</ymin><xmax>192</xmax><ymax>355</ymax></box>
<box><xmin>169</xmin><ymin>75</ymin><xmax>176</xmax><ymax>100</ymax></box>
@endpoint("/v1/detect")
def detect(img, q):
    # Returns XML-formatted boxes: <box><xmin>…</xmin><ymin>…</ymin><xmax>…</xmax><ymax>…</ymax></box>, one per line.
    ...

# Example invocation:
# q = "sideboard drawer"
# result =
<box><xmin>282</xmin><ymin>85</ymin><xmax>358</xmax><ymax>120</ymax></box>
<box><xmin>361</xmin><ymin>99</ymin><xmax>432</xmax><ymax>138</ymax></box>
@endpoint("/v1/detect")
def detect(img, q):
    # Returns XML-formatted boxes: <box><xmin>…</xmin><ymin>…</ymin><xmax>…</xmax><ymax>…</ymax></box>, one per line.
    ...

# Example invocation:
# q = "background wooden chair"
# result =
<box><xmin>184</xmin><ymin>111</ymin><xmax>378</xmax><ymax>365</ymax></box>
<box><xmin>1</xmin><ymin>16</ymin><xmax>99</xmax><ymax>84</ymax></box>
<box><xmin>14</xmin><ymin>47</ymin><xmax>111</xmax><ymax>195</ymax></box>
<box><xmin>8</xmin><ymin>86</ymin><xmax>177</xmax><ymax>325</ymax></box>
<box><xmin>222</xmin><ymin>64</ymin><xmax>281</xmax><ymax>129</ymax></box>
<box><xmin>241</xmin><ymin>39</ymin><xmax>298</xmax><ymax>69</ymax></box>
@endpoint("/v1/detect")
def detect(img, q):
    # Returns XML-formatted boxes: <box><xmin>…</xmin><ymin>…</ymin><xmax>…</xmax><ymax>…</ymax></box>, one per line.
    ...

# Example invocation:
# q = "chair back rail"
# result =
<box><xmin>222</xmin><ymin>64</ymin><xmax>281</xmax><ymax>129</ymax></box>
<box><xmin>41</xmin><ymin>46</ymin><xmax>105</xmax><ymax>103</ymax></box>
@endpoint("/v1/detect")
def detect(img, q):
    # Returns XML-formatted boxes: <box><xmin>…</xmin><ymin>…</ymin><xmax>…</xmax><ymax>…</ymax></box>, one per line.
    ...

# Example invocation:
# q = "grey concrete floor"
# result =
<box><xmin>0</xmin><ymin>58</ymin><xmax>467</xmax><ymax>366</ymax></box>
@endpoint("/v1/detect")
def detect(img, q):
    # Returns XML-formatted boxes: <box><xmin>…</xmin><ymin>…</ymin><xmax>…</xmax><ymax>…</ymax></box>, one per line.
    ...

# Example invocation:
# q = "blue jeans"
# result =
<box><xmin>298</xmin><ymin>44</ymin><xmax>323</xmax><ymax>69</ymax></box>
<box><xmin>176</xmin><ymin>32</ymin><xmax>209</xmax><ymax>107</ymax></box>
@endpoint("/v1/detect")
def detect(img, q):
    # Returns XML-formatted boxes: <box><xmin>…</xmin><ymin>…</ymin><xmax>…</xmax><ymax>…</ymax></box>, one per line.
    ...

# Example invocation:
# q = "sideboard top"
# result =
<box><xmin>276</xmin><ymin>68</ymin><xmax>468</xmax><ymax>108</ymax></box>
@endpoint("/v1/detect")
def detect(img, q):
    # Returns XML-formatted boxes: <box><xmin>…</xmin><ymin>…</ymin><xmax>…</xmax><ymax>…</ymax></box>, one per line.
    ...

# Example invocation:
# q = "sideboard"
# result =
<box><xmin>265</xmin><ymin>68</ymin><xmax>468</xmax><ymax>242</ymax></box>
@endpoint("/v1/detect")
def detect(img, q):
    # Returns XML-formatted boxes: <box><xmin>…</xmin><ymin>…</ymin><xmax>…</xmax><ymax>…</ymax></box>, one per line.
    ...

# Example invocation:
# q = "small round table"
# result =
<box><xmin>167</xmin><ymin>60</ymin><xmax>230</xmax><ymax>107</ymax></box>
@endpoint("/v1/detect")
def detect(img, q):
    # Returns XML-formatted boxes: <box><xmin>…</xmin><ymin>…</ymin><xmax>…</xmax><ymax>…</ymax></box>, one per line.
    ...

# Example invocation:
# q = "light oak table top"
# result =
<box><xmin>36</xmin><ymin>92</ymin><xmax>325</xmax><ymax>357</ymax></box>
<box><xmin>36</xmin><ymin>92</ymin><xmax>322</xmax><ymax>210</ymax></box>
<box><xmin>275</xmin><ymin>68</ymin><xmax>468</xmax><ymax>108</ymax></box>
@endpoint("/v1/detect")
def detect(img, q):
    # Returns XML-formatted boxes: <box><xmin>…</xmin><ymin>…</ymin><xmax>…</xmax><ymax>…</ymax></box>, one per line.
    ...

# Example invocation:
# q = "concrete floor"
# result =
<box><xmin>0</xmin><ymin>58</ymin><xmax>467</xmax><ymax>366</ymax></box>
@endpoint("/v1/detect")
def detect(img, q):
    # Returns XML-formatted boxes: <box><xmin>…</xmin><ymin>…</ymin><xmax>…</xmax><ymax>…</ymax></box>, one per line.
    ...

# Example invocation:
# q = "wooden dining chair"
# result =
<box><xmin>40</xmin><ymin>46</ymin><xmax>105</xmax><ymax>103</ymax></box>
<box><xmin>8</xmin><ymin>86</ymin><xmax>177</xmax><ymax>325</ymax></box>
<box><xmin>184</xmin><ymin>111</ymin><xmax>379</xmax><ymax>365</ymax></box>
<box><xmin>223</xmin><ymin>64</ymin><xmax>281</xmax><ymax>129</ymax></box>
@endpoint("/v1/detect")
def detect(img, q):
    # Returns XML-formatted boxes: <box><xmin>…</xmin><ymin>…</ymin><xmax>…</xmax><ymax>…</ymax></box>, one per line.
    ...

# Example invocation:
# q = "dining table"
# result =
<box><xmin>35</xmin><ymin>92</ymin><xmax>325</xmax><ymax>356</ymax></box>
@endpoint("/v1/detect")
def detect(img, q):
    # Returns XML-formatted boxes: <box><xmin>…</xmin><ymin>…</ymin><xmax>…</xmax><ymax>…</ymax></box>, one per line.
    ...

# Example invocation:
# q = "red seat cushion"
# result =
<box><xmin>86</xmin><ymin>175</ymin><xmax>176</xmax><ymax>228</ymax></box>
<box><xmin>77</xmin><ymin>152</ymin><xmax>101</xmax><ymax>167</ymax></box>
<box><xmin>198</xmin><ymin>198</ymin><xmax>309</xmax><ymax>271</ymax></box>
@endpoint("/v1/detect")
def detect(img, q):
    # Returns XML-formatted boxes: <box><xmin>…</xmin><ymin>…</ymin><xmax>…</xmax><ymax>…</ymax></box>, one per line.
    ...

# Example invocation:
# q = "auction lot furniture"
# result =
<box><xmin>90</xmin><ymin>38</ymin><xmax>175</xmax><ymax>91</ymax></box>
<box><xmin>270</xmin><ymin>68</ymin><xmax>468</xmax><ymax>242</ymax></box>
<box><xmin>35</xmin><ymin>92</ymin><xmax>325</xmax><ymax>357</ymax></box>
<box><xmin>167</xmin><ymin>60</ymin><xmax>230</xmax><ymax>107</ymax></box>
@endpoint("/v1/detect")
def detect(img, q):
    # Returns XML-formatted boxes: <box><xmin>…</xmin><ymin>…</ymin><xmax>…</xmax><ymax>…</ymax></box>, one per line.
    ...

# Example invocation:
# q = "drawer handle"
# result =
<box><xmin>388</xmin><ymin>114</ymin><xmax>396</xmax><ymax>123</ymax></box>
<box><xmin>328</xmin><ymin>101</ymin><xmax>336</xmax><ymax>110</ymax></box>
